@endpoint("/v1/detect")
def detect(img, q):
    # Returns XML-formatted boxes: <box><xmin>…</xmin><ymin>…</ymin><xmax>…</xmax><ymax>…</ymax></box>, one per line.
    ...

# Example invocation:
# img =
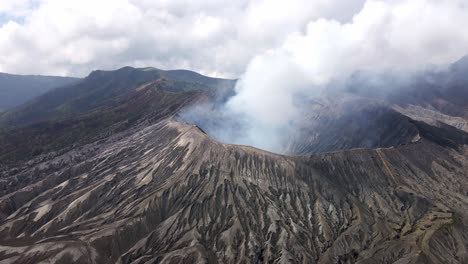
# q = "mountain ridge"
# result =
<box><xmin>0</xmin><ymin>64</ymin><xmax>467</xmax><ymax>263</ymax></box>
<box><xmin>0</xmin><ymin>117</ymin><xmax>466</xmax><ymax>263</ymax></box>
<box><xmin>0</xmin><ymin>72</ymin><xmax>80</xmax><ymax>111</ymax></box>
<box><xmin>0</xmin><ymin>66</ymin><xmax>235</xmax><ymax>128</ymax></box>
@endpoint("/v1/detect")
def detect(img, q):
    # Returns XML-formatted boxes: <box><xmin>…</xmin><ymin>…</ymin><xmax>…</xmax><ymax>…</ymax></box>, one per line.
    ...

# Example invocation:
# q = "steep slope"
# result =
<box><xmin>177</xmin><ymin>94</ymin><xmax>424</xmax><ymax>156</ymax></box>
<box><xmin>284</xmin><ymin>57</ymin><xmax>468</xmax><ymax>155</ymax></box>
<box><xmin>0</xmin><ymin>65</ymin><xmax>467</xmax><ymax>264</ymax></box>
<box><xmin>282</xmin><ymin>96</ymin><xmax>420</xmax><ymax>155</ymax></box>
<box><xmin>0</xmin><ymin>72</ymin><xmax>79</xmax><ymax>111</ymax></box>
<box><xmin>0</xmin><ymin>86</ymin><xmax>203</xmax><ymax>164</ymax></box>
<box><xmin>0</xmin><ymin>117</ymin><xmax>466</xmax><ymax>263</ymax></box>
<box><xmin>347</xmin><ymin>56</ymin><xmax>468</xmax><ymax>132</ymax></box>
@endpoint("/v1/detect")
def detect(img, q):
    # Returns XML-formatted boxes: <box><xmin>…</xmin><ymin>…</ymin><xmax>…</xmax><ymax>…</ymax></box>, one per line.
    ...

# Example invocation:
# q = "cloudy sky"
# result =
<box><xmin>2</xmin><ymin>0</ymin><xmax>468</xmax><ymax>152</ymax></box>
<box><xmin>0</xmin><ymin>0</ymin><xmax>468</xmax><ymax>78</ymax></box>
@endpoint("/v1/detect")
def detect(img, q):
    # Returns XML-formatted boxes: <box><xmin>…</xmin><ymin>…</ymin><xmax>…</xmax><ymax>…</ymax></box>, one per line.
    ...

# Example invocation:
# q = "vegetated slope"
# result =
<box><xmin>0</xmin><ymin>72</ymin><xmax>79</xmax><ymax>111</ymax></box>
<box><xmin>0</xmin><ymin>87</ymin><xmax>202</xmax><ymax>164</ymax></box>
<box><xmin>0</xmin><ymin>67</ymin><xmax>235</xmax><ymax>127</ymax></box>
<box><xmin>0</xmin><ymin>66</ymin><xmax>467</xmax><ymax>263</ymax></box>
<box><xmin>0</xmin><ymin>67</ymin><xmax>234</xmax><ymax>163</ymax></box>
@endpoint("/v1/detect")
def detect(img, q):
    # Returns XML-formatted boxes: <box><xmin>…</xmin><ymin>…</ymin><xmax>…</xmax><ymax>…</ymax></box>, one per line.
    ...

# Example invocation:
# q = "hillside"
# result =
<box><xmin>0</xmin><ymin>72</ymin><xmax>79</xmax><ymax>111</ymax></box>
<box><xmin>0</xmin><ymin>66</ymin><xmax>466</xmax><ymax>264</ymax></box>
<box><xmin>0</xmin><ymin>118</ymin><xmax>466</xmax><ymax>263</ymax></box>
<box><xmin>0</xmin><ymin>67</ymin><xmax>235</xmax><ymax>128</ymax></box>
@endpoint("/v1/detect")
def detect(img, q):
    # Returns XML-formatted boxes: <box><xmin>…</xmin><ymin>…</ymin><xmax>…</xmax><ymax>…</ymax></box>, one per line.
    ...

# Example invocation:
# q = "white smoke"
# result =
<box><xmin>182</xmin><ymin>0</ymin><xmax>468</xmax><ymax>152</ymax></box>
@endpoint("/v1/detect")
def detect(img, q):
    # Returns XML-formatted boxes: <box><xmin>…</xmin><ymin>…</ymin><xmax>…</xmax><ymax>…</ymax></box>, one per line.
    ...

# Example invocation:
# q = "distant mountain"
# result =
<box><xmin>0</xmin><ymin>64</ymin><xmax>467</xmax><ymax>263</ymax></box>
<box><xmin>0</xmin><ymin>72</ymin><xmax>79</xmax><ymax>111</ymax></box>
<box><xmin>0</xmin><ymin>67</ymin><xmax>235</xmax><ymax>128</ymax></box>
<box><xmin>0</xmin><ymin>67</ymin><xmax>235</xmax><ymax>163</ymax></box>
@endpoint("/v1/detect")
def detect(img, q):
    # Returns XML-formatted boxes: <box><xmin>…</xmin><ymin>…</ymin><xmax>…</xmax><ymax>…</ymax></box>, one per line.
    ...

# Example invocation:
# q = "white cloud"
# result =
<box><xmin>188</xmin><ymin>0</ymin><xmax>468</xmax><ymax>152</ymax></box>
<box><xmin>0</xmin><ymin>0</ymin><xmax>466</xmax><ymax>83</ymax></box>
<box><xmin>228</xmin><ymin>0</ymin><xmax>468</xmax><ymax>124</ymax></box>
<box><xmin>0</xmin><ymin>0</ymin><xmax>365</xmax><ymax>76</ymax></box>
<box><xmin>2</xmin><ymin>0</ymin><xmax>468</xmax><ymax>151</ymax></box>
<box><xmin>0</xmin><ymin>0</ymin><xmax>38</xmax><ymax>17</ymax></box>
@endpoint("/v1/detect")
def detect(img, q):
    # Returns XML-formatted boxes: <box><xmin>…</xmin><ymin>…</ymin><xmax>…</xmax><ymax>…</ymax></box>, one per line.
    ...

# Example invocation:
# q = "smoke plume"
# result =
<box><xmin>181</xmin><ymin>0</ymin><xmax>468</xmax><ymax>153</ymax></box>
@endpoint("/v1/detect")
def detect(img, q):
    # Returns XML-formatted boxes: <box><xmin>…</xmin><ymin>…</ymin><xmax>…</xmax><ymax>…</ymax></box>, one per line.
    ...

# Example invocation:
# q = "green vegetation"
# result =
<box><xmin>0</xmin><ymin>66</ymin><xmax>234</xmax><ymax>128</ymax></box>
<box><xmin>0</xmin><ymin>66</ymin><xmax>234</xmax><ymax>164</ymax></box>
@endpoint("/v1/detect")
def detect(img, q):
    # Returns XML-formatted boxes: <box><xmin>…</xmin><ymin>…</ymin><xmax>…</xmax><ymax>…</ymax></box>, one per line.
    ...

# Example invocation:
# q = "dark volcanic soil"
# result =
<box><xmin>0</xmin><ymin>66</ymin><xmax>467</xmax><ymax>264</ymax></box>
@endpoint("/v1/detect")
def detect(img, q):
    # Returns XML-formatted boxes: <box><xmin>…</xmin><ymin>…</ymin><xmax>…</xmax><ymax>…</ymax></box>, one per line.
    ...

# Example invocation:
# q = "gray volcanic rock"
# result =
<box><xmin>0</xmin><ymin>66</ymin><xmax>467</xmax><ymax>264</ymax></box>
<box><xmin>282</xmin><ymin>96</ymin><xmax>421</xmax><ymax>155</ymax></box>
<box><xmin>0</xmin><ymin>117</ymin><xmax>467</xmax><ymax>263</ymax></box>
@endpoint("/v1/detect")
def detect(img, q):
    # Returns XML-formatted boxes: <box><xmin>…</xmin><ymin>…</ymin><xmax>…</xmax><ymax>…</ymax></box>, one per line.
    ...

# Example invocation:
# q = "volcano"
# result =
<box><xmin>0</xmin><ymin>64</ymin><xmax>467</xmax><ymax>264</ymax></box>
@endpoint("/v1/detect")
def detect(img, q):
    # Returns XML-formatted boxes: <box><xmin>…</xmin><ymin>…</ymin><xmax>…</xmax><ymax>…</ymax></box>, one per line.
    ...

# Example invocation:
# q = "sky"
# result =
<box><xmin>1</xmin><ymin>0</ymin><xmax>467</xmax><ymax>78</ymax></box>
<box><xmin>0</xmin><ymin>0</ymin><xmax>367</xmax><ymax>77</ymax></box>
<box><xmin>2</xmin><ymin>0</ymin><xmax>468</xmax><ymax>152</ymax></box>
